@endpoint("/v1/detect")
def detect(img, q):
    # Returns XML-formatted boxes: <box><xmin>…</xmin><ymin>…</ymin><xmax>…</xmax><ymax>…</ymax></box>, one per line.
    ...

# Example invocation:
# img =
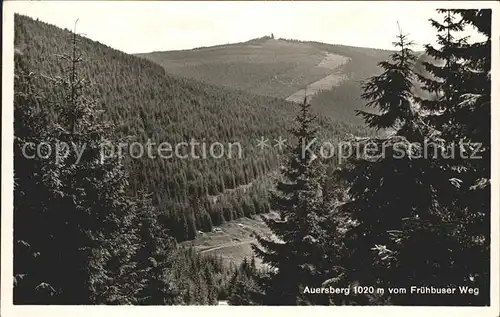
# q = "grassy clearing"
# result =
<box><xmin>180</xmin><ymin>213</ymin><xmax>277</xmax><ymax>269</ymax></box>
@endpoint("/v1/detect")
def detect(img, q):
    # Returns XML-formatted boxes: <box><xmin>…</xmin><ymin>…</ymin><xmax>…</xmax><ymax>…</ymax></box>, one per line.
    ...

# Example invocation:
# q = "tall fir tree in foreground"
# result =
<box><xmin>253</xmin><ymin>98</ymin><xmax>332</xmax><ymax>305</ymax></box>
<box><xmin>134</xmin><ymin>195</ymin><xmax>182</xmax><ymax>305</ymax></box>
<box><xmin>455</xmin><ymin>10</ymin><xmax>491</xmax><ymax>302</ymax></box>
<box><xmin>14</xmin><ymin>23</ymin><xmax>179</xmax><ymax>304</ymax></box>
<box><xmin>335</xmin><ymin>26</ymin><xmax>434</xmax><ymax>305</ymax></box>
<box><xmin>383</xmin><ymin>9</ymin><xmax>491</xmax><ymax>305</ymax></box>
<box><xmin>336</xmin><ymin>10</ymin><xmax>490</xmax><ymax>305</ymax></box>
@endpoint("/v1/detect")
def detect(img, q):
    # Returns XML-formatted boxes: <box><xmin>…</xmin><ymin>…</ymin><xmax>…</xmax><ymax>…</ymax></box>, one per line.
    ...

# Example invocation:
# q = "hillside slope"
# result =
<box><xmin>15</xmin><ymin>15</ymin><xmax>371</xmax><ymax>242</ymax></box>
<box><xmin>138</xmin><ymin>37</ymin><xmax>394</xmax><ymax>124</ymax></box>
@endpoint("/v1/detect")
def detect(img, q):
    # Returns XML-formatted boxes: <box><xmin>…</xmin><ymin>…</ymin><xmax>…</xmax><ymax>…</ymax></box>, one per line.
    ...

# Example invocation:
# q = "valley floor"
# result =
<box><xmin>180</xmin><ymin>213</ymin><xmax>278</xmax><ymax>269</ymax></box>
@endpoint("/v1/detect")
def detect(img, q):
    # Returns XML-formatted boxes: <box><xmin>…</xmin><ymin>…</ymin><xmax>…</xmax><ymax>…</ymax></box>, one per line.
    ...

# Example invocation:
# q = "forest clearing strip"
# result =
<box><xmin>286</xmin><ymin>52</ymin><xmax>350</xmax><ymax>103</ymax></box>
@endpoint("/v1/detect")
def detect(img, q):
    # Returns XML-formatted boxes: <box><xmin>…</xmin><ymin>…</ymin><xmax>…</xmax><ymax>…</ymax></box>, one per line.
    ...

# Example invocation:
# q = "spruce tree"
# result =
<box><xmin>227</xmin><ymin>257</ymin><xmax>262</xmax><ymax>305</ymax></box>
<box><xmin>13</xmin><ymin>22</ymin><xmax>179</xmax><ymax>304</ymax></box>
<box><xmin>252</xmin><ymin>98</ymin><xmax>329</xmax><ymax>305</ymax></box>
<box><xmin>393</xmin><ymin>9</ymin><xmax>491</xmax><ymax>305</ymax></box>
<box><xmin>415</xmin><ymin>9</ymin><xmax>468</xmax><ymax>134</ymax></box>
<box><xmin>335</xmin><ymin>26</ymin><xmax>443</xmax><ymax>304</ymax></box>
<box><xmin>356</xmin><ymin>24</ymin><xmax>418</xmax><ymax>133</ymax></box>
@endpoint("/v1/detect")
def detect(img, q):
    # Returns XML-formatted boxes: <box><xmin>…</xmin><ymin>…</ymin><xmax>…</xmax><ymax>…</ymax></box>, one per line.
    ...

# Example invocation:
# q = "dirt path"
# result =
<box><xmin>199</xmin><ymin>238</ymin><xmax>256</xmax><ymax>254</ymax></box>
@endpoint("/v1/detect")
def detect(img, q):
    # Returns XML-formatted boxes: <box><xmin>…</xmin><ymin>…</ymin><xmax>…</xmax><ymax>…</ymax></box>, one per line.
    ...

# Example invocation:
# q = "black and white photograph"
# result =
<box><xmin>1</xmin><ymin>0</ymin><xmax>499</xmax><ymax>315</ymax></box>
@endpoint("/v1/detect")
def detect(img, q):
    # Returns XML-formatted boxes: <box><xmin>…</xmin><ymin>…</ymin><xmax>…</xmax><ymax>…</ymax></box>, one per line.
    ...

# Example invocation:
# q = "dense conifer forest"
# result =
<box><xmin>251</xmin><ymin>9</ymin><xmax>491</xmax><ymax>306</ymax></box>
<box><xmin>14</xmin><ymin>15</ymin><xmax>371</xmax><ymax>242</ymax></box>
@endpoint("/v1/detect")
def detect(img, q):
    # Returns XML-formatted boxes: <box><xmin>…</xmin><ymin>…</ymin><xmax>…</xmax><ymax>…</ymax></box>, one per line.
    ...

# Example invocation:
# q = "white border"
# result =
<box><xmin>2</xmin><ymin>1</ymin><xmax>499</xmax><ymax>317</ymax></box>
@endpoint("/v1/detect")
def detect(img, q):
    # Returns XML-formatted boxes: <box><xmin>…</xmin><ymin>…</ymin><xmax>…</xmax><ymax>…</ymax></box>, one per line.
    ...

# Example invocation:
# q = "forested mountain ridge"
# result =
<box><xmin>138</xmin><ymin>36</ymin><xmax>433</xmax><ymax>125</ymax></box>
<box><xmin>14</xmin><ymin>14</ymin><xmax>371</xmax><ymax>242</ymax></box>
<box><xmin>137</xmin><ymin>37</ymin><xmax>395</xmax><ymax>126</ymax></box>
<box><xmin>12</xmin><ymin>7</ymin><xmax>492</xmax><ymax>306</ymax></box>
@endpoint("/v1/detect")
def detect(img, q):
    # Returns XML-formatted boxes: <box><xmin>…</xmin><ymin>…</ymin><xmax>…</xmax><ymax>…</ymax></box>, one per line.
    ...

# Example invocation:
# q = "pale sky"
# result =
<box><xmin>7</xmin><ymin>1</ymin><xmax>488</xmax><ymax>54</ymax></box>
